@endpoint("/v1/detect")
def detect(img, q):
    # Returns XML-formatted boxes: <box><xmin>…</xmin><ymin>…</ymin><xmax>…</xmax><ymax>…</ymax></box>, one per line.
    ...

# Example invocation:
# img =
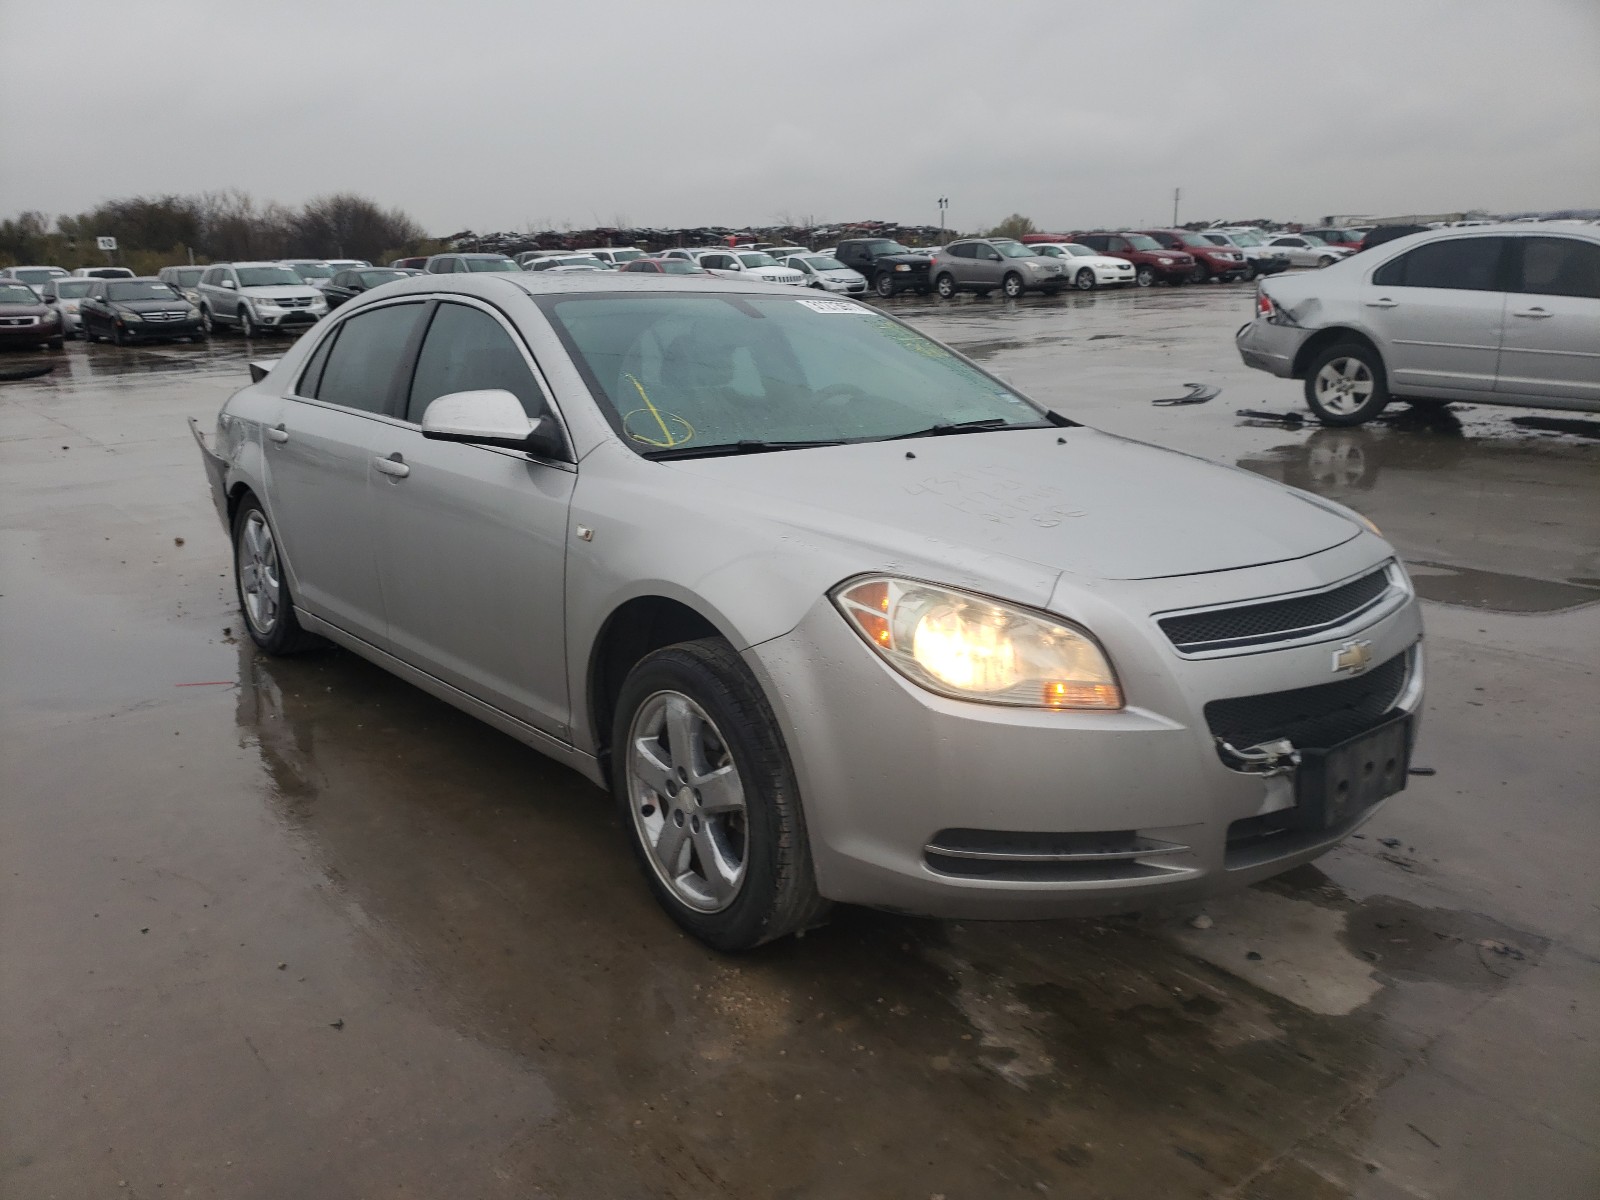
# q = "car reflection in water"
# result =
<box><xmin>1236</xmin><ymin>412</ymin><xmax>1600</xmax><ymax>613</ymax></box>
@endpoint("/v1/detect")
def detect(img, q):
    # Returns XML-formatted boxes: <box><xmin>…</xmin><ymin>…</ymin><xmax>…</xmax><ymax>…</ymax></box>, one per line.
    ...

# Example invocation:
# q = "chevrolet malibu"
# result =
<box><xmin>192</xmin><ymin>273</ymin><xmax>1425</xmax><ymax>950</ymax></box>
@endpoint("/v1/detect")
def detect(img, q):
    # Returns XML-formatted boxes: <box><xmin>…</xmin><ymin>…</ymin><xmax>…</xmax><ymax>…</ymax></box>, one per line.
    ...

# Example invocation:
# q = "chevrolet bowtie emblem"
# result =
<box><xmin>1332</xmin><ymin>640</ymin><xmax>1373</xmax><ymax>675</ymax></box>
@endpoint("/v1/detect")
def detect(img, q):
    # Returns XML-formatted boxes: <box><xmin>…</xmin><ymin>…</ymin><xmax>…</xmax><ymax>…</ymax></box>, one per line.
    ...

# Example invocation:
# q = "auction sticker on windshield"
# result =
<box><xmin>795</xmin><ymin>298</ymin><xmax>868</xmax><ymax>314</ymax></box>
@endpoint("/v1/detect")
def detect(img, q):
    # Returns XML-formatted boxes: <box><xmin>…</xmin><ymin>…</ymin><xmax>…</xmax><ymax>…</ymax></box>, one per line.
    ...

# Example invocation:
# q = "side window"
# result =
<box><xmin>1108</xmin><ymin>238</ymin><xmax>1130</xmax><ymax>252</ymax></box>
<box><xmin>297</xmin><ymin>326</ymin><xmax>339</xmax><ymax>397</ymax></box>
<box><xmin>200</xmin><ymin>268</ymin><xmax>216</xmax><ymax>286</ymax></box>
<box><xmin>433</xmin><ymin>258</ymin><xmax>456</xmax><ymax>274</ymax></box>
<box><xmin>1372</xmin><ymin>237</ymin><xmax>1506</xmax><ymax>290</ymax></box>
<box><xmin>406</xmin><ymin>302</ymin><xmax>547</xmax><ymax>423</ymax></box>
<box><xmin>949</xmin><ymin>243</ymin><xmax>974</xmax><ymax>259</ymax></box>
<box><xmin>1516</xmin><ymin>237</ymin><xmax>1600</xmax><ymax>300</ymax></box>
<box><xmin>312</xmin><ymin>303</ymin><xmax>425</xmax><ymax>414</ymax></box>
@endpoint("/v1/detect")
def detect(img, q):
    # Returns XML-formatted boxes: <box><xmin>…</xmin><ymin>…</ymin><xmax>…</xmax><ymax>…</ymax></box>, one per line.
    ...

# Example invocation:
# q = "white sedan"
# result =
<box><xmin>778</xmin><ymin>254</ymin><xmax>868</xmax><ymax>294</ymax></box>
<box><xmin>1262</xmin><ymin>235</ymin><xmax>1356</xmax><ymax>269</ymax></box>
<box><xmin>1028</xmin><ymin>243</ymin><xmax>1137</xmax><ymax>289</ymax></box>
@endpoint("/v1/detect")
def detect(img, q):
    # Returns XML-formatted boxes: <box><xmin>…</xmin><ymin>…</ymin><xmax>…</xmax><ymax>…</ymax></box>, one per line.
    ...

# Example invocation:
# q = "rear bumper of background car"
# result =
<box><xmin>745</xmin><ymin>549</ymin><xmax>1423</xmax><ymax>919</ymax></box>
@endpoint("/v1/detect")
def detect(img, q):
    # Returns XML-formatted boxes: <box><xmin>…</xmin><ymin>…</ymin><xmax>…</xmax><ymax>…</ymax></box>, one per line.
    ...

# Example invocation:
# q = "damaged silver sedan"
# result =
<box><xmin>193</xmin><ymin>272</ymin><xmax>1424</xmax><ymax>950</ymax></box>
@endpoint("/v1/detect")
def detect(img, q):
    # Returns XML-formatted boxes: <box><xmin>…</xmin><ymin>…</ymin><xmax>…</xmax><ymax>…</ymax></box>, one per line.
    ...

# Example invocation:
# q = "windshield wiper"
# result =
<box><xmin>879</xmin><ymin>415</ymin><xmax>1066</xmax><ymax>441</ymax></box>
<box><xmin>642</xmin><ymin>438</ymin><xmax>849</xmax><ymax>461</ymax></box>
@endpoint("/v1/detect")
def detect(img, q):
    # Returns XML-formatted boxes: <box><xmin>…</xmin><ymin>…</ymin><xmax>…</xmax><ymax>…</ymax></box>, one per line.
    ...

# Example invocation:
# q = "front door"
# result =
<box><xmin>373</xmin><ymin>299</ymin><xmax>576</xmax><ymax>738</ymax></box>
<box><xmin>1495</xmin><ymin>236</ymin><xmax>1600</xmax><ymax>405</ymax></box>
<box><xmin>1365</xmin><ymin>236</ymin><xmax>1509</xmax><ymax>394</ymax></box>
<box><xmin>264</xmin><ymin>300</ymin><xmax>428</xmax><ymax>646</ymax></box>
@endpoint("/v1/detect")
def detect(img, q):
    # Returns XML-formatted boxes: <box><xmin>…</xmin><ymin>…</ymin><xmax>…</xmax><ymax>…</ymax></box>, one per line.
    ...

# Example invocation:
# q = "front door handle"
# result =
<box><xmin>373</xmin><ymin>452</ymin><xmax>410</xmax><ymax>478</ymax></box>
<box><xmin>267</xmin><ymin>424</ymin><xmax>289</xmax><ymax>443</ymax></box>
<box><xmin>1364</xmin><ymin>298</ymin><xmax>1399</xmax><ymax>309</ymax></box>
<box><xmin>1512</xmin><ymin>307</ymin><xmax>1553</xmax><ymax>319</ymax></box>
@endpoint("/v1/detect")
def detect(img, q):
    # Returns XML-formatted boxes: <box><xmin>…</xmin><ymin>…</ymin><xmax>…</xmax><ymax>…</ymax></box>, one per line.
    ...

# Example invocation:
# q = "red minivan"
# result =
<box><xmin>1028</xmin><ymin>232</ymin><xmax>1195</xmax><ymax>287</ymax></box>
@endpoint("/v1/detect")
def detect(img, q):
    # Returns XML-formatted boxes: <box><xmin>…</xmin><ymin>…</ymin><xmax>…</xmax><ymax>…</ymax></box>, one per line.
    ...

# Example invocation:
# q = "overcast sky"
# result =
<box><xmin>3</xmin><ymin>0</ymin><xmax>1596</xmax><ymax>234</ymax></box>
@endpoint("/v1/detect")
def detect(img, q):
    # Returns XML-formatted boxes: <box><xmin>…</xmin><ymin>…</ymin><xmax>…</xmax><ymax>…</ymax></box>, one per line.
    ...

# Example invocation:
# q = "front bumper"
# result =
<box><xmin>745</xmin><ymin>540</ymin><xmax>1422</xmax><ymax>919</ymax></box>
<box><xmin>1150</xmin><ymin>261</ymin><xmax>1193</xmax><ymax>281</ymax></box>
<box><xmin>1235</xmin><ymin>316</ymin><xmax>1311</xmax><ymax>378</ymax></box>
<box><xmin>119</xmin><ymin>317</ymin><xmax>204</xmax><ymax>338</ymax></box>
<box><xmin>249</xmin><ymin>305</ymin><xmax>324</xmax><ymax>327</ymax></box>
<box><xmin>1092</xmin><ymin>264</ymin><xmax>1137</xmax><ymax>284</ymax></box>
<box><xmin>0</xmin><ymin>319</ymin><xmax>60</xmax><ymax>345</ymax></box>
<box><xmin>818</xmin><ymin>277</ymin><xmax>868</xmax><ymax>294</ymax></box>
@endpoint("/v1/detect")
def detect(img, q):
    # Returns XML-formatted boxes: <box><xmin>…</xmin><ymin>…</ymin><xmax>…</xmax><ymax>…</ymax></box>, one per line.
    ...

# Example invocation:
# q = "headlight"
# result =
<box><xmin>893</xmin><ymin>263</ymin><xmax>911</xmax><ymax>272</ymax></box>
<box><xmin>116</xmin><ymin>308</ymin><xmax>142</xmax><ymax>322</ymax></box>
<box><xmin>833</xmin><ymin>577</ymin><xmax>1122</xmax><ymax>710</ymax></box>
<box><xmin>1157</xmin><ymin>256</ymin><xmax>1172</xmax><ymax>264</ymax></box>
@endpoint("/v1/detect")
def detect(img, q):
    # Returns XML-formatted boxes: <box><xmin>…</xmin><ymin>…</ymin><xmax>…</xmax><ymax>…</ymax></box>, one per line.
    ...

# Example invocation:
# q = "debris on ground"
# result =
<box><xmin>1236</xmin><ymin>408</ymin><xmax>1306</xmax><ymax>426</ymax></box>
<box><xmin>1153</xmin><ymin>383</ymin><xmax>1219</xmax><ymax>406</ymax></box>
<box><xmin>1188</xmin><ymin>914</ymin><xmax>1214</xmax><ymax>930</ymax></box>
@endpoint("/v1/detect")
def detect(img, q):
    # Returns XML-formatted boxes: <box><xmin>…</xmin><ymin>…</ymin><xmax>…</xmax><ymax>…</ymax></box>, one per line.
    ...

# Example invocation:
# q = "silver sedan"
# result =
<box><xmin>193</xmin><ymin>273</ymin><xmax>1424</xmax><ymax>950</ymax></box>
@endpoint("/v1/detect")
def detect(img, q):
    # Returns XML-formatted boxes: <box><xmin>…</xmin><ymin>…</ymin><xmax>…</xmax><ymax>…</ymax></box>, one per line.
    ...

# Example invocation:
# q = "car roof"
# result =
<box><xmin>436</xmin><ymin>252</ymin><xmax>515</xmax><ymax>260</ymax></box>
<box><xmin>345</xmin><ymin>271</ymin><xmax>812</xmax><ymax>304</ymax></box>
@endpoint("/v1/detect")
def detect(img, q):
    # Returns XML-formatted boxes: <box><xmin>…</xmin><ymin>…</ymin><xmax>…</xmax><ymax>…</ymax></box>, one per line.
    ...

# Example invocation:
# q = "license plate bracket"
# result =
<box><xmin>1292</xmin><ymin>714</ymin><xmax>1412</xmax><ymax>832</ymax></box>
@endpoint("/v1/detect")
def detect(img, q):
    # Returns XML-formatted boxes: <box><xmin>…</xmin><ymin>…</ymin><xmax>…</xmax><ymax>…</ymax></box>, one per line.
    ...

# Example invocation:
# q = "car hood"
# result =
<box><xmin>0</xmin><ymin>302</ymin><xmax>50</xmax><ymax>316</ymax></box>
<box><xmin>238</xmin><ymin>285</ymin><xmax>323</xmax><ymax>300</ymax></box>
<box><xmin>658</xmin><ymin>427</ymin><xmax>1359</xmax><ymax>583</ymax></box>
<box><xmin>875</xmin><ymin>253</ymin><xmax>933</xmax><ymax>266</ymax></box>
<box><xmin>112</xmin><ymin>297</ymin><xmax>196</xmax><ymax>313</ymax></box>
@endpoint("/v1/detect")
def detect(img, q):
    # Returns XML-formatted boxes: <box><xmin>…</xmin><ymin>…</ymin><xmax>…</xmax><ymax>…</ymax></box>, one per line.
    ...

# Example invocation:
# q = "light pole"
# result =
<box><xmin>938</xmin><ymin>196</ymin><xmax>949</xmax><ymax>232</ymax></box>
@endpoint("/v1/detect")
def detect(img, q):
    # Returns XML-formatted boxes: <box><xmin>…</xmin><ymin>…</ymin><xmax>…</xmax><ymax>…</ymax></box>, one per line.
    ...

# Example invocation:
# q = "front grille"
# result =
<box><xmin>144</xmin><ymin>311</ymin><xmax>189</xmax><ymax>322</ymax></box>
<box><xmin>0</xmin><ymin>316</ymin><xmax>39</xmax><ymax>327</ymax></box>
<box><xmin>275</xmin><ymin>297</ymin><xmax>313</xmax><ymax>308</ymax></box>
<box><xmin>1160</xmin><ymin>567</ymin><xmax>1392</xmax><ymax>653</ymax></box>
<box><xmin>1204</xmin><ymin>651</ymin><xmax>1408</xmax><ymax>753</ymax></box>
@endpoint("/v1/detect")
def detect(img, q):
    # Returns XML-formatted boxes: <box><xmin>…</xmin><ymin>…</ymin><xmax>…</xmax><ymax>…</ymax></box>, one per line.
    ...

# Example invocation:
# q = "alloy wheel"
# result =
<box><xmin>627</xmin><ymin>690</ymin><xmax>748</xmax><ymax>913</ymax></box>
<box><xmin>1312</xmin><ymin>357</ymin><xmax>1376</xmax><ymax>416</ymax></box>
<box><xmin>237</xmin><ymin>510</ymin><xmax>281</xmax><ymax>635</ymax></box>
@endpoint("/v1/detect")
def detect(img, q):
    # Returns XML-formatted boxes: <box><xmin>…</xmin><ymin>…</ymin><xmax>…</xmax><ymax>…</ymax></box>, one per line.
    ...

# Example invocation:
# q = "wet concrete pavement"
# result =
<box><xmin>2</xmin><ymin>285</ymin><xmax>1596</xmax><ymax>1198</ymax></box>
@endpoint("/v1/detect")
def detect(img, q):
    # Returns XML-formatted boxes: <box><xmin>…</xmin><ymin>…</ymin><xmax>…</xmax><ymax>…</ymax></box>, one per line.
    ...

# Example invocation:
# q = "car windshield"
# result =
<box><xmin>108</xmin><ymin>281</ymin><xmax>184</xmax><ymax>301</ymax></box>
<box><xmin>1177</xmin><ymin>232</ymin><xmax>1214</xmax><ymax>248</ymax></box>
<box><xmin>661</xmin><ymin>261</ymin><xmax>705</xmax><ymax>275</ymax></box>
<box><xmin>870</xmin><ymin>241</ymin><xmax>913</xmax><ymax>255</ymax></box>
<box><xmin>0</xmin><ymin>284</ymin><xmax>38</xmax><ymax>304</ymax></box>
<box><xmin>610</xmin><ymin>249</ymin><xmax>644</xmax><ymax>262</ymax></box>
<box><xmin>170</xmin><ymin>268</ymin><xmax>204</xmax><ymax>286</ymax></box>
<box><xmin>290</xmin><ymin>263</ymin><xmax>334</xmax><ymax>280</ymax></box>
<box><xmin>996</xmin><ymin>242</ymin><xmax>1036</xmax><ymax>259</ymax></box>
<box><xmin>236</xmin><ymin>266</ymin><xmax>303</xmax><ymax>287</ymax></box>
<box><xmin>464</xmin><ymin>258</ymin><xmax>520</xmax><ymax>272</ymax></box>
<box><xmin>359</xmin><ymin>269</ymin><xmax>407</xmax><ymax>287</ymax></box>
<box><xmin>14</xmin><ymin>269</ymin><xmax>58</xmax><ymax>285</ymax></box>
<box><xmin>804</xmin><ymin>256</ymin><xmax>846</xmax><ymax>270</ymax></box>
<box><xmin>1201</xmin><ymin>234</ymin><xmax>1230</xmax><ymax>245</ymax></box>
<box><xmin>738</xmin><ymin>253</ymin><xmax>779</xmax><ymax>267</ymax></box>
<box><xmin>1125</xmin><ymin>235</ymin><xmax>1161</xmax><ymax>250</ymax></box>
<box><xmin>540</xmin><ymin>293</ymin><xmax>1053</xmax><ymax>458</ymax></box>
<box><xmin>1230</xmin><ymin>232</ymin><xmax>1263</xmax><ymax>246</ymax></box>
<box><xmin>55</xmin><ymin>280</ymin><xmax>95</xmax><ymax>297</ymax></box>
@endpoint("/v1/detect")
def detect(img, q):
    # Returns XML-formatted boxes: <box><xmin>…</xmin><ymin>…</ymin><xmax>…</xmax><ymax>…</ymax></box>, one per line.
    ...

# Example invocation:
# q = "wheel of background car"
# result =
<box><xmin>111</xmin><ymin>322</ymin><xmax>127</xmax><ymax>347</ymax></box>
<box><xmin>873</xmin><ymin>272</ymin><xmax>895</xmax><ymax>298</ymax></box>
<box><xmin>1243</xmin><ymin>263</ymin><xmax>1258</xmax><ymax>282</ymax></box>
<box><xmin>1189</xmin><ymin>263</ymin><xmax>1207</xmax><ymax>284</ymax></box>
<box><xmin>1002</xmin><ymin>272</ymin><xmax>1025</xmax><ymax>299</ymax></box>
<box><xmin>935</xmin><ymin>273</ymin><xmax>958</xmax><ymax>299</ymax></box>
<box><xmin>1318</xmin><ymin>255</ymin><xmax>1335</xmax><ymax>268</ymax></box>
<box><xmin>1074</xmin><ymin>269</ymin><xmax>1096</xmax><ymax>291</ymax></box>
<box><xmin>232</xmin><ymin>496</ymin><xmax>321</xmax><ymax>656</ymax></box>
<box><xmin>1304</xmin><ymin>342</ymin><xmax>1390</xmax><ymax>427</ymax></box>
<box><xmin>611</xmin><ymin>638</ymin><xmax>828</xmax><ymax>951</ymax></box>
<box><xmin>199</xmin><ymin>306</ymin><xmax>214</xmax><ymax>336</ymax></box>
<box><xmin>1135</xmin><ymin>265</ymin><xmax>1155</xmax><ymax>287</ymax></box>
<box><xmin>239</xmin><ymin>307</ymin><xmax>255</xmax><ymax>338</ymax></box>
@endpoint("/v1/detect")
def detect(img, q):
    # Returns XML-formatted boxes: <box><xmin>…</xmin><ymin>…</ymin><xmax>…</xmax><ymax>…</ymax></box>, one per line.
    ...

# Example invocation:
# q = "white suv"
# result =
<box><xmin>690</xmin><ymin>249</ymin><xmax>805</xmax><ymax>286</ymax></box>
<box><xmin>196</xmin><ymin>262</ymin><xmax>328</xmax><ymax>337</ymax></box>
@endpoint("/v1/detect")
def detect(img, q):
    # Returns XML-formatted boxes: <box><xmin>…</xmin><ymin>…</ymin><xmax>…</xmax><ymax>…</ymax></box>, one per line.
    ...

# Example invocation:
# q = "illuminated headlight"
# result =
<box><xmin>833</xmin><ymin>577</ymin><xmax>1122</xmax><ymax>710</ymax></box>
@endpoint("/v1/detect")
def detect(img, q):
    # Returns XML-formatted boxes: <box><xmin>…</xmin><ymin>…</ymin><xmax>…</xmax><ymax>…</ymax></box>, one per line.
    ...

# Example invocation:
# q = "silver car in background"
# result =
<box><xmin>193</xmin><ymin>272</ymin><xmax>1423</xmax><ymax>950</ymax></box>
<box><xmin>779</xmin><ymin>253</ymin><xmax>868</xmax><ymax>294</ymax></box>
<box><xmin>1237</xmin><ymin>223</ymin><xmax>1600</xmax><ymax>424</ymax></box>
<box><xmin>1261</xmin><ymin>235</ymin><xmax>1354</xmax><ymax>269</ymax></box>
<box><xmin>930</xmin><ymin>238</ymin><xmax>1067</xmax><ymax>298</ymax></box>
<box><xmin>41</xmin><ymin>277</ymin><xmax>95</xmax><ymax>337</ymax></box>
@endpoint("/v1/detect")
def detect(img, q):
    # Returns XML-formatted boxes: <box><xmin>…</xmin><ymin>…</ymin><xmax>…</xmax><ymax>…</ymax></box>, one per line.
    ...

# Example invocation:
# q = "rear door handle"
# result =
<box><xmin>373</xmin><ymin>452</ymin><xmax>410</xmax><ymax>478</ymax></box>
<box><xmin>1364</xmin><ymin>298</ymin><xmax>1398</xmax><ymax>309</ymax></box>
<box><xmin>1512</xmin><ymin>307</ymin><xmax>1553</xmax><ymax>319</ymax></box>
<box><xmin>267</xmin><ymin>424</ymin><xmax>289</xmax><ymax>443</ymax></box>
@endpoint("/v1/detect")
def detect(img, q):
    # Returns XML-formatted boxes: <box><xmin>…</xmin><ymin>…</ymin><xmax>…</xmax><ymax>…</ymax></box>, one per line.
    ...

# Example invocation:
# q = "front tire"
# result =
<box><xmin>1074</xmin><ymin>269</ymin><xmax>1096</xmax><ymax>291</ymax></box>
<box><xmin>612</xmin><ymin>639</ymin><xmax>828</xmax><ymax>951</ymax></box>
<box><xmin>232</xmin><ymin>496</ymin><xmax>321</xmax><ymax>655</ymax></box>
<box><xmin>1135</xmin><ymin>265</ymin><xmax>1155</xmax><ymax>287</ymax></box>
<box><xmin>238</xmin><ymin>307</ymin><xmax>256</xmax><ymax>338</ymax></box>
<box><xmin>1304</xmin><ymin>342</ymin><xmax>1390</xmax><ymax>426</ymax></box>
<box><xmin>1189</xmin><ymin>263</ymin><xmax>1208</xmax><ymax>284</ymax></box>
<box><xmin>200</xmin><ymin>306</ymin><xmax>215</xmax><ymax>336</ymax></box>
<box><xmin>873</xmin><ymin>272</ymin><xmax>895</xmax><ymax>299</ymax></box>
<box><xmin>935</xmin><ymin>273</ymin><xmax>958</xmax><ymax>299</ymax></box>
<box><xmin>1318</xmin><ymin>255</ymin><xmax>1336</xmax><ymax>268</ymax></box>
<box><xmin>1002</xmin><ymin>272</ymin><xmax>1025</xmax><ymax>299</ymax></box>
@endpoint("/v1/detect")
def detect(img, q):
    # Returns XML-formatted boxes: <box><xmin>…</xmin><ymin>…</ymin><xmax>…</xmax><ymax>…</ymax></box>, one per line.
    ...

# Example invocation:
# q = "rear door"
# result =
<box><xmin>1495</xmin><ymin>235</ymin><xmax>1600</xmax><ymax>405</ymax></box>
<box><xmin>1365</xmin><ymin>236</ymin><xmax>1509</xmax><ymax>395</ymax></box>
<box><xmin>265</xmin><ymin>300</ymin><xmax>428</xmax><ymax>645</ymax></box>
<box><xmin>372</xmin><ymin>298</ymin><xmax>576</xmax><ymax>737</ymax></box>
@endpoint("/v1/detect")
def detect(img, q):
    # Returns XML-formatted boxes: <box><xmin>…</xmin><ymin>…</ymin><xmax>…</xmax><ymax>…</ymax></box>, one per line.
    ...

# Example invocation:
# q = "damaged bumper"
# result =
<box><xmin>188</xmin><ymin>416</ymin><xmax>230</xmax><ymax>532</ymax></box>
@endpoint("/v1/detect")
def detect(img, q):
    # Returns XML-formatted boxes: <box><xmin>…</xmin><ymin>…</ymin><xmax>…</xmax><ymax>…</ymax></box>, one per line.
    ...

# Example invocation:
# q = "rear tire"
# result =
<box><xmin>1189</xmin><ymin>263</ymin><xmax>1208</xmax><ymax>284</ymax></box>
<box><xmin>935</xmin><ymin>273</ymin><xmax>958</xmax><ymax>299</ymax></box>
<box><xmin>1304</xmin><ymin>342</ymin><xmax>1390</xmax><ymax>426</ymax></box>
<box><xmin>611</xmin><ymin>638</ymin><xmax>829</xmax><ymax>952</ymax></box>
<box><xmin>232</xmin><ymin>495</ymin><xmax>322</xmax><ymax>655</ymax></box>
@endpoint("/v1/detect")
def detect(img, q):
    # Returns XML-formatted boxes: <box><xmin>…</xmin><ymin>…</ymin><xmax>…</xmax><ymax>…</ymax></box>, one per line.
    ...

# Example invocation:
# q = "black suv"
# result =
<box><xmin>832</xmin><ymin>239</ymin><xmax>933</xmax><ymax>298</ymax></box>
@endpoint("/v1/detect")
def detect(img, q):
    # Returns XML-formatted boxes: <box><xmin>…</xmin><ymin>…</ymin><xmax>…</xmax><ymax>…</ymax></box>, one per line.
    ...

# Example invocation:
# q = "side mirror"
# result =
<box><xmin>421</xmin><ymin>389</ymin><xmax>566</xmax><ymax>459</ymax></box>
<box><xmin>222</xmin><ymin>279</ymin><xmax>237</xmax><ymax>289</ymax></box>
<box><xmin>43</xmin><ymin>294</ymin><xmax>58</xmax><ymax>303</ymax></box>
